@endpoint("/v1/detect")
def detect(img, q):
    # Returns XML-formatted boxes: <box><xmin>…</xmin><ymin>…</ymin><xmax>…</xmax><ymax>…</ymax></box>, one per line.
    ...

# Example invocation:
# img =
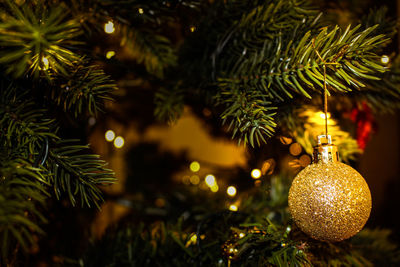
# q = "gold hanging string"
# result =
<box><xmin>311</xmin><ymin>38</ymin><xmax>329</xmax><ymax>136</ymax></box>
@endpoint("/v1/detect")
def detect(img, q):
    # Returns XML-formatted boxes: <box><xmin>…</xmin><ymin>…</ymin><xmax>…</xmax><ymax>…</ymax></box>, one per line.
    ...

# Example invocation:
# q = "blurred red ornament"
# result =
<box><xmin>350</xmin><ymin>102</ymin><xmax>376</xmax><ymax>150</ymax></box>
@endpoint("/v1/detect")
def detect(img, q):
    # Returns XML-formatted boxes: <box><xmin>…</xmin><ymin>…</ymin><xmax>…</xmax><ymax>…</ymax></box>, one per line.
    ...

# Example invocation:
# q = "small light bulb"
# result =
<box><xmin>42</xmin><ymin>56</ymin><xmax>49</xmax><ymax>70</ymax></box>
<box><xmin>205</xmin><ymin>174</ymin><xmax>216</xmax><ymax>187</ymax></box>
<box><xmin>319</xmin><ymin>112</ymin><xmax>331</xmax><ymax>119</ymax></box>
<box><xmin>227</xmin><ymin>186</ymin><xmax>237</xmax><ymax>197</ymax></box>
<box><xmin>114</xmin><ymin>136</ymin><xmax>125</xmax><ymax>148</ymax></box>
<box><xmin>106</xmin><ymin>50</ymin><xmax>115</xmax><ymax>59</ymax></box>
<box><xmin>190</xmin><ymin>26</ymin><xmax>196</xmax><ymax>32</ymax></box>
<box><xmin>138</xmin><ymin>8</ymin><xmax>144</xmax><ymax>14</ymax></box>
<box><xmin>105</xmin><ymin>130</ymin><xmax>115</xmax><ymax>142</ymax></box>
<box><xmin>190</xmin><ymin>161</ymin><xmax>200</xmax><ymax>172</ymax></box>
<box><xmin>104</xmin><ymin>21</ymin><xmax>115</xmax><ymax>34</ymax></box>
<box><xmin>381</xmin><ymin>55</ymin><xmax>390</xmax><ymax>64</ymax></box>
<box><xmin>190</xmin><ymin>234</ymin><xmax>197</xmax><ymax>243</ymax></box>
<box><xmin>210</xmin><ymin>184</ymin><xmax>219</xmax><ymax>192</ymax></box>
<box><xmin>229</xmin><ymin>204</ymin><xmax>238</xmax><ymax>211</ymax></box>
<box><xmin>239</xmin><ymin>233</ymin><xmax>245</xmax><ymax>238</ymax></box>
<box><xmin>251</xmin><ymin>169</ymin><xmax>261</xmax><ymax>179</ymax></box>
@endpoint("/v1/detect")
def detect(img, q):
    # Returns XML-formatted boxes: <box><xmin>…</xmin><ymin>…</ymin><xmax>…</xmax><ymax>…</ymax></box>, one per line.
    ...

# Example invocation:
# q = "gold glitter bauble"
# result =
<box><xmin>289</xmin><ymin>161</ymin><xmax>371</xmax><ymax>242</ymax></box>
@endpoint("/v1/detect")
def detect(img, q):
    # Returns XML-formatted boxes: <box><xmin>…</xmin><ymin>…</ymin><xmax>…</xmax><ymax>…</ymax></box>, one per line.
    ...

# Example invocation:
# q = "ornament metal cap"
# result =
<box><xmin>312</xmin><ymin>135</ymin><xmax>339</xmax><ymax>163</ymax></box>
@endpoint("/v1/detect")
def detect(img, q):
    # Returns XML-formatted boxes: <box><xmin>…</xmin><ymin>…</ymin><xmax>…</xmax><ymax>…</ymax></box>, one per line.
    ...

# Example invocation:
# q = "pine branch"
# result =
<box><xmin>120</xmin><ymin>26</ymin><xmax>177</xmax><ymax>78</ymax></box>
<box><xmin>214</xmin><ymin>0</ymin><xmax>319</xmax><ymax>60</ymax></box>
<box><xmin>360</xmin><ymin>7</ymin><xmax>398</xmax><ymax>40</ymax></box>
<box><xmin>49</xmin><ymin>60</ymin><xmax>117</xmax><ymax>117</ymax></box>
<box><xmin>218</xmin><ymin>24</ymin><xmax>388</xmax><ymax>103</ymax></box>
<box><xmin>0</xmin><ymin>81</ymin><xmax>115</xmax><ymax>257</ymax></box>
<box><xmin>0</xmin><ymin>159</ymin><xmax>47</xmax><ymax>260</ymax></box>
<box><xmin>47</xmin><ymin>139</ymin><xmax>115</xmax><ymax>208</ymax></box>
<box><xmin>216</xmin><ymin>89</ymin><xmax>277</xmax><ymax>147</ymax></box>
<box><xmin>351</xmin><ymin>57</ymin><xmax>400</xmax><ymax>113</ymax></box>
<box><xmin>0</xmin><ymin>1</ymin><xmax>81</xmax><ymax>78</ymax></box>
<box><xmin>0</xmin><ymin>83</ymin><xmax>58</xmax><ymax>172</ymax></box>
<box><xmin>154</xmin><ymin>86</ymin><xmax>184</xmax><ymax>124</ymax></box>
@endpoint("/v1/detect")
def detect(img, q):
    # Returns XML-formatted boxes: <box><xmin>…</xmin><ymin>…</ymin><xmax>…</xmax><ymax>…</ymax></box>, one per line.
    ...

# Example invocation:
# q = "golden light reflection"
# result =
<box><xmin>190</xmin><ymin>175</ymin><xmax>200</xmax><ymax>185</ymax></box>
<box><xmin>299</xmin><ymin>154</ymin><xmax>311</xmax><ymax>167</ymax></box>
<box><xmin>190</xmin><ymin>234</ymin><xmax>197</xmax><ymax>243</ymax></box>
<box><xmin>319</xmin><ymin>112</ymin><xmax>331</xmax><ymax>119</ymax></box>
<box><xmin>114</xmin><ymin>136</ymin><xmax>125</xmax><ymax>148</ymax></box>
<box><xmin>251</xmin><ymin>169</ymin><xmax>261</xmax><ymax>179</ymax></box>
<box><xmin>138</xmin><ymin>8</ymin><xmax>144</xmax><ymax>14</ymax></box>
<box><xmin>280</xmin><ymin>136</ymin><xmax>292</xmax><ymax>145</ymax></box>
<box><xmin>210</xmin><ymin>184</ymin><xmax>219</xmax><ymax>192</ymax></box>
<box><xmin>104</xmin><ymin>21</ymin><xmax>115</xmax><ymax>34</ymax></box>
<box><xmin>227</xmin><ymin>186</ymin><xmax>237</xmax><ymax>197</ymax></box>
<box><xmin>42</xmin><ymin>56</ymin><xmax>49</xmax><ymax>70</ymax></box>
<box><xmin>205</xmin><ymin>174</ymin><xmax>216</xmax><ymax>186</ymax></box>
<box><xmin>261</xmin><ymin>159</ymin><xmax>276</xmax><ymax>175</ymax></box>
<box><xmin>190</xmin><ymin>161</ymin><xmax>200</xmax><ymax>172</ymax></box>
<box><xmin>106</xmin><ymin>50</ymin><xmax>115</xmax><ymax>59</ymax></box>
<box><xmin>185</xmin><ymin>233</ymin><xmax>197</xmax><ymax>247</ymax></box>
<box><xmin>229</xmin><ymin>204</ymin><xmax>238</xmax><ymax>211</ymax></box>
<box><xmin>190</xmin><ymin>26</ymin><xmax>196</xmax><ymax>32</ymax></box>
<box><xmin>105</xmin><ymin>130</ymin><xmax>115</xmax><ymax>142</ymax></box>
<box><xmin>289</xmin><ymin>143</ymin><xmax>302</xmax><ymax>156</ymax></box>
<box><xmin>381</xmin><ymin>55</ymin><xmax>390</xmax><ymax>64</ymax></box>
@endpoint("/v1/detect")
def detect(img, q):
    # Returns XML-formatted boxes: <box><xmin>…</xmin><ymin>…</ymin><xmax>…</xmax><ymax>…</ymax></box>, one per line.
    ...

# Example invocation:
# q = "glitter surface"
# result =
<box><xmin>288</xmin><ymin>162</ymin><xmax>371</xmax><ymax>242</ymax></box>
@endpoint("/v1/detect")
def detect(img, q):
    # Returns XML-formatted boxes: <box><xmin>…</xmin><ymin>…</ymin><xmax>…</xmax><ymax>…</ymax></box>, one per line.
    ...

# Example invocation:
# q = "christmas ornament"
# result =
<box><xmin>288</xmin><ymin>135</ymin><xmax>371</xmax><ymax>242</ymax></box>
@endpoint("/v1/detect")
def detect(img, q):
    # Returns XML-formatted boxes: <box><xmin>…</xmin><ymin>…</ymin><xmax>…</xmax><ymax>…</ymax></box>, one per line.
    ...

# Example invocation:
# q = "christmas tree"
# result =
<box><xmin>1</xmin><ymin>0</ymin><xmax>400</xmax><ymax>266</ymax></box>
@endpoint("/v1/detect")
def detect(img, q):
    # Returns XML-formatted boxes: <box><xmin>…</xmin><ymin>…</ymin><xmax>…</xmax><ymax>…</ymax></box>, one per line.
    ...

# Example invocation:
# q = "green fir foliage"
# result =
<box><xmin>1</xmin><ymin>0</ymin><xmax>400</xmax><ymax>265</ymax></box>
<box><xmin>0</xmin><ymin>0</ymin><xmax>117</xmax><ymax>262</ymax></box>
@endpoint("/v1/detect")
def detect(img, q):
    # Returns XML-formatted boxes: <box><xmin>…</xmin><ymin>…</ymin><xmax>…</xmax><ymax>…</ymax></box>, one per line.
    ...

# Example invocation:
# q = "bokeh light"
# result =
<box><xmin>42</xmin><ymin>57</ymin><xmax>49</xmax><ymax>70</ymax></box>
<box><xmin>114</xmin><ymin>136</ymin><xmax>125</xmax><ymax>148</ymax></box>
<box><xmin>381</xmin><ymin>55</ymin><xmax>390</xmax><ymax>64</ymax></box>
<box><xmin>229</xmin><ymin>204</ymin><xmax>238</xmax><ymax>211</ymax></box>
<box><xmin>190</xmin><ymin>175</ymin><xmax>200</xmax><ymax>185</ymax></box>
<box><xmin>319</xmin><ymin>112</ymin><xmax>331</xmax><ymax>119</ymax></box>
<box><xmin>190</xmin><ymin>234</ymin><xmax>197</xmax><ymax>243</ymax></box>
<box><xmin>190</xmin><ymin>161</ymin><xmax>200</xmax><ymax>172</ymax></box>
<box><xmin>251</xmin><ymin>169</ymin><xmax>261</xmax><ymax>179</ymax></box>
<box><xmin>299</xmin><ymin>154</ymin><xmax>311</xmax><ymax>167</ymax></box>
<box><xmin>205</xmin><ymin>174</ymin><xmax>216</xmax><ymax>187</ymax></box>
<box><xmin>105</xmin><ymin>130</ymin><xmax>115</xmax><ymax>142</ymax></box>
<box><xmin>289</xmin><ymin>143</ymin><xmax>302</xmax><ymax>156</ymax></box>
<box><xmin>279</xmin><ymin>136</ymin><xmax>292</xmax><ymax>145</ymax></box>
<box><xmin>210</xmin><ymin>184</ymin><xmax>219</xmax><ymax>192</ymax></box>
<box><xmin>88</xmin><ymin>117</ymin><xmax>96</xmax><ymax>126</ymax></box>
<box><xmin>106</xmin><ymin>51</ymin><xmax>115</xmax><ymax>59</ymax></box>
<box><xmin>227</xmin><ymin>186</ymin><xmax>237</xmax><ymax>197</ymax></box>
<box><xmin>104</xmin><ymin>21</ymin><xmax>115</xmax><ymax>34</ymax></box>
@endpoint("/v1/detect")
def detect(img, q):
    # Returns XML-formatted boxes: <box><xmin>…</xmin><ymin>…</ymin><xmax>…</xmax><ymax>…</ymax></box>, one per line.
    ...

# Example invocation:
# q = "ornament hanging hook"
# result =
<box><xmin>312</xmin><ymin>38</ymin><xmax>329</xmax><ymax>136</ymax></box>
